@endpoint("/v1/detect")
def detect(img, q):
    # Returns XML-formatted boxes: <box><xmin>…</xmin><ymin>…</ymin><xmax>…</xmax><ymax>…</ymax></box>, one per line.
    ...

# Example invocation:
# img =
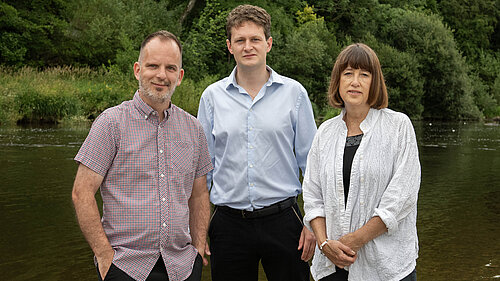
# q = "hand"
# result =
<box><xmin>321</xmin><ymin>240</ymin><xmax>356</xmax><ymax>268</ymax></box>
<box><xmin>202</xmin><ymin>243</ymin><xmax>211</xmax><ymax>266</ymax></box>
<box><xmin>339</xmin><ymin>232</ymin><xmax>363</xmax><ymax>253</ymax></box>
<box><xmin>298</xmin><ymin>226</ymin><xmax>316</xmax><ymax>261</ymax></box>
<box><xmin>96</xmin><ymin>249</ymin><xmax>114</xmax><ymax>279</ymax></box>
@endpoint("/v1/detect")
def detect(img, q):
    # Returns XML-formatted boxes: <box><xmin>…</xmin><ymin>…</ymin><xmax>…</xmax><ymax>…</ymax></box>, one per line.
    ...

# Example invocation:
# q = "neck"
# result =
<box><xmin>235</xmin><ymin>64</ymin><xmax>269</xmax><ymax>98</ymax></box>
<box><xmin>343</xmin><ymin>105</ymin><xmax>370</xmax><ymax>136</ymax></box>
<box><xmin>139</xmin><ymin>91</ymin><xmax>171</xmax><ymax>122</ymax></box>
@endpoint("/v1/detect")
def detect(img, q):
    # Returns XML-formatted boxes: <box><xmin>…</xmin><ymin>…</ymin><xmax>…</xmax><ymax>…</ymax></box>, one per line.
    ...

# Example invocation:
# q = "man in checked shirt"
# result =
<box><xmin>72</xmin><ymin>30</ymin><xmax>213</xmax><ymax>281</ymax></box>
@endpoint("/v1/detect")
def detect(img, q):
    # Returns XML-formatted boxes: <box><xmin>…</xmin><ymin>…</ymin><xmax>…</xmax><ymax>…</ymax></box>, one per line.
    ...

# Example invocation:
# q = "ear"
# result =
<box><xmin>226</xmin><ymin>39</ymin><xmax>234</xmax><ymax>54</ymax></box>
<box><xmin>176</xmin><ymin>68</ymin><xmax>184</xmax><ymax>86</ymax></box>
<box><xmin>133</xmin><ymin>62</ymin><xmax>141</xmax><ymax>81</ymax></box>
<box><xmin>266</xmin><ymin>37</ymin><xmax>273</xmax><ymax>53</ymax></box>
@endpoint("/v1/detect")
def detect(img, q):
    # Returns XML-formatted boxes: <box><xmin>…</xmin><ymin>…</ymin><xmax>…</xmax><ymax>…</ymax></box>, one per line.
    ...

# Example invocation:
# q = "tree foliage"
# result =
<box><xmin>1</xmin><ymin>0</ymin><xmax>499</xmax><ymax>120</ymax></box>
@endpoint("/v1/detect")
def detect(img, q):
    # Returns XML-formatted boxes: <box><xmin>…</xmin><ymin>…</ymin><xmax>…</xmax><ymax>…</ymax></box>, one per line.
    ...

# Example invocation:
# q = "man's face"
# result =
<box><xmin>227</xmin><ymin>21</ymin><xmax>272</xmax><ymax>69</ymax></box>
<box><xmin>134</xmin><ymin>38</ymin><xmax>184</xmax><ymax>105</ymax></box>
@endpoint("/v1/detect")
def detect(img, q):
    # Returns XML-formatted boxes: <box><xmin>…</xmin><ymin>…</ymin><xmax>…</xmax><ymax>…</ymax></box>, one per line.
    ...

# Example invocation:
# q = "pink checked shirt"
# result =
<box><xmin>75</xmin><ymin>92</ymin><xmax>212</xmax><ymax>281</ymax></box>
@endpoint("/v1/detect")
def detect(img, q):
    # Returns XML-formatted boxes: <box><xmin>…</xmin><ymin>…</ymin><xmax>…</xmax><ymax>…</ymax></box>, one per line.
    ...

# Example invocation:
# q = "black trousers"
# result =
<box><xmin>97</xmin><ymin>254</ymin><xmax>202</xmax><ymax>281</ymax></box>
<box><xmin>208</xmin><ymin>203</ymin><xmax>310</xmax><ymax>281</ymax></box>
<box><xmin>320</xmin><ymin>268</ymin><xmax>417</xmax><ymax>281</ymax></box>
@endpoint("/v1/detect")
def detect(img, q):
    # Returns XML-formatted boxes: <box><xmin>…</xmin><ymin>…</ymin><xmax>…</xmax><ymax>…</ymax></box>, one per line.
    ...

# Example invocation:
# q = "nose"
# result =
<box><xmin>351</xmin><ymin>73</ymin><xmax>361</xmax><ymax>86</ymax></box>
<box><xmin>156</xmin><ymin>68</ymin><xmax>167</xmax><ymax>80</ymax></box>
<box><xmin>243</xmin><ymin>40</ymin><xmax>253</xmax><ymax>51</ymax></box>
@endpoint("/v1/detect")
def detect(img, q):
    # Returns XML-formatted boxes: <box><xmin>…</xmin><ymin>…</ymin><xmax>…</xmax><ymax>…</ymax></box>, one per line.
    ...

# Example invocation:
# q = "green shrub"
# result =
<box><xmin>172</xmin><ymin>75</ymin><xmax>219</xmax><ymax>116</ymax></box>
<box><xmin>15</xmin><ymin>87</ymin><xmax>79</xmax><ymax>123</ymax></box>
<box><xmin>362</xmin><ymin>34</ymin><xmax>425</xmax><ymax>119</ymax></box>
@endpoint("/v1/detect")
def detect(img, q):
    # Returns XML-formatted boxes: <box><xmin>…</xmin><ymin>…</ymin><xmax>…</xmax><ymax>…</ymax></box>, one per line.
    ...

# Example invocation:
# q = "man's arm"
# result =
<box><xmin>72</xmin><ymin>164</ymin><xmax>114</xmax><ymax>278</ymax></box>
<box><xmin>188</xmin><ymin>175</ymin><xmax>211</xmax><ymax>265</ymax></box>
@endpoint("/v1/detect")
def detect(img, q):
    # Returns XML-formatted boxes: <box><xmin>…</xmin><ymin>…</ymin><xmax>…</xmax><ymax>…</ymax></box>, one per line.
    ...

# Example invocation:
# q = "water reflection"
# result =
<box><xmin>0</xmin><ymin>121</ymin><xmax>498</xmax><ymax>280</ymax></box>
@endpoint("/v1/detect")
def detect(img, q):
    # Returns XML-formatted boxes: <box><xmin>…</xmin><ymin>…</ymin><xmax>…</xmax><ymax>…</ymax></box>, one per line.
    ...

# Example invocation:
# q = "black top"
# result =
<box><xmin>342</xmin><ymin>134</ymin><xmax>363</xmax><ymax>206</ymax></box>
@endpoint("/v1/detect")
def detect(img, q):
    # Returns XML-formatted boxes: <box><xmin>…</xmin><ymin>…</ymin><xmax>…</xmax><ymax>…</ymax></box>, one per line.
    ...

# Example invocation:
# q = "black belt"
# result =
<box><xmin>216</xmin><ymin>197</ymin><xmax>297</xmax><ymax>219</ymax></box>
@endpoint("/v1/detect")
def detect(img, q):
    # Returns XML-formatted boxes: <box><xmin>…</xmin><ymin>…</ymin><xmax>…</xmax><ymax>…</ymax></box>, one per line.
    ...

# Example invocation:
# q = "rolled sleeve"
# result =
<box><xmin>302</xmin><ymin>132</ymin><xmax>325</xmax><ymax>231</ymax></box>
<box><xmin>372</xmin><ymin>116</ymin><xmax>420</xmax><ymax>235</ymax></box>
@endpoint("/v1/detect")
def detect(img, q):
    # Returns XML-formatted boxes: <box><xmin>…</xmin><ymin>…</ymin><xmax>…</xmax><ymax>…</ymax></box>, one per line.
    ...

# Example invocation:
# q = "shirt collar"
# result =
<box><xmin>133</xmin><ymin>91</ymin><xmax>172</xmax><ymax>120</ymax></box>
<box><xmin>340</xmin><ymin>107</ymin><xmax>381</xmax><ymax>133</ymax></box>
<box><xmin>225</xmin><ymin>65</ymin><xmax>285</xmax><ymax>90</ymax></box>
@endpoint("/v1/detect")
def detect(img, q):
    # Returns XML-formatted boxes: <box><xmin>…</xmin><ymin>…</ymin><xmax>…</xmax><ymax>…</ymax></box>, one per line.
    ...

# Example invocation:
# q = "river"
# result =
<box><xmin>0</xmin><ymin>121</ymin><xmax>498</xmax><ymax>280</ymax></box>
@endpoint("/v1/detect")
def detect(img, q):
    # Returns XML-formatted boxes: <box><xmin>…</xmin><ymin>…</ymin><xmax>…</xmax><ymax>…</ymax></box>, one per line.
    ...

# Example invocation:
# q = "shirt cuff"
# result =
<box><xmin>373</xmin><ymin>208</ymin><xmax>398</xmax><ymax>235</ymax></box>
<box><xmin>303</xmin><ymin>208</ymin><xmax>325</xmax><ymax>231</ymax></box>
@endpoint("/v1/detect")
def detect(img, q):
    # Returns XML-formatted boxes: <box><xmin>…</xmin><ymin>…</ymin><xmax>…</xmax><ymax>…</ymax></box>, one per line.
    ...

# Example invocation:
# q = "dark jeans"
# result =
<box><xmin>97</xmin><ymin>254</ymin><xmax>203</xmax><ymax>281</ymax></box>
<box><xmin>320</xmin><ymin>268</ymin><xmax>417</xmax><ymax>281</ymax></box>
<box><xmin>208</xmin><ymin>203</ymin><xmax>310</xmax><ymax>281</ymax></box>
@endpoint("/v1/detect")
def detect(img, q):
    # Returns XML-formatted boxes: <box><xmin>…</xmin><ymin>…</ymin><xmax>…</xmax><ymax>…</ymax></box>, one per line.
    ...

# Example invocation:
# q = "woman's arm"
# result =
<box><xmin>310</xmin><ymin>217</ymin><xmax>357</xmax><ymax>268</ymax></box>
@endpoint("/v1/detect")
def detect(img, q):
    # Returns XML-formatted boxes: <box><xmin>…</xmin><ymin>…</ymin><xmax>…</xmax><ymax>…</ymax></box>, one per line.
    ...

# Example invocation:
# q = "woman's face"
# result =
<box><xmin>339</xmin><ymin>66</ymin><xmax>372</xmax><ymax>109</ymax></box>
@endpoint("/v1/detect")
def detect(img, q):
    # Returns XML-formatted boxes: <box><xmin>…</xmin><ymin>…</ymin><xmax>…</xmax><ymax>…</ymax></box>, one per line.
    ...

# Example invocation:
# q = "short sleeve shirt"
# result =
<box><xmin>75</xmin><ymin>92</ymin><xmax>213</xmax><ymax>281</ymax></box>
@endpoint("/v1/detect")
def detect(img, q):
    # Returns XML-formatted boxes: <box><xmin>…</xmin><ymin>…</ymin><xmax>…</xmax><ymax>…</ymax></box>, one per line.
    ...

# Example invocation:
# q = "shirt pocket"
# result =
<box><xmin>171</xmin><ymin>141</ymin><xmax>194</xmax><ymax>174</ymax></box>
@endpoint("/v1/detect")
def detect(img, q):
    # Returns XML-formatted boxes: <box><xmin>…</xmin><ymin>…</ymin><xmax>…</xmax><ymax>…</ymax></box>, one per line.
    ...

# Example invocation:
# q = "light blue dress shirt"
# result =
<box><xmin>197</xmin><ymin>66</ymin><xmax>317</xmax><ymax>210</ymax></box>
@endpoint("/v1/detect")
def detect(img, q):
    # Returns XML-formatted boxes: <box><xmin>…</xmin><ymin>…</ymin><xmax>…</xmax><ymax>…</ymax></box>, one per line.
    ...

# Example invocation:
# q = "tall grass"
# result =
<box><xmin>0</xmin><ymin>66</ymin><xmax>212</xmax><ymax>125</ymax></box>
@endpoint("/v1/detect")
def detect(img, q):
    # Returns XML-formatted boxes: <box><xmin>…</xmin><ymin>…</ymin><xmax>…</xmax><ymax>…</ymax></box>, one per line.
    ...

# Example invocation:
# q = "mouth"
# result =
<box><xmin>152</xmin><ymin>82</ymin><xmax>169</xmax><ymax>88</ymax></box>
<box><xmin>347</xmin><ymin>90</ymin><xmax>362</xmax><ymax>95</ymax></box>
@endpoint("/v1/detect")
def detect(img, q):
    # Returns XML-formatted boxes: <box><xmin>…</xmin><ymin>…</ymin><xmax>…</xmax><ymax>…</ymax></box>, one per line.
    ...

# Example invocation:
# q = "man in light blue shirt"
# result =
<box><xmin>197</xmin><ymin>4</ymin><xmax>317</xmax><ymax>281</ymax></box>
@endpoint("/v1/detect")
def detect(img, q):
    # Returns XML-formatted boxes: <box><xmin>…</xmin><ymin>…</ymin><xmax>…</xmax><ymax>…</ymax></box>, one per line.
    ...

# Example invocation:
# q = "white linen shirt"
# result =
<box><xmin>303</xmin><ymin>108</ymin><xmax>420</xmax><ymax>281</ymax></box>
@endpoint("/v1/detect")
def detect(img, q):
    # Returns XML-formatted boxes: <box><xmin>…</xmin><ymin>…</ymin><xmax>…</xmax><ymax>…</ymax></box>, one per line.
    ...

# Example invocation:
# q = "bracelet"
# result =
<box><xmin>319</xmin><ymin>239</ymin><xmax>329</xmax><ymax>251</ymax></box>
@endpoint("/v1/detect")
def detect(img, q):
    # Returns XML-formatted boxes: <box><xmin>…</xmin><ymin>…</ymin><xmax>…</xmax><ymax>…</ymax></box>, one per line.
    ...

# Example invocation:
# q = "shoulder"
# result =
<box><xmin>93</xmin><ymin>99</ymin><xmax>134</xmax><ymax>127</ymax></box>
<box><xmin>201</xmin><ymin>77</ymin><xmax>230</xmax><ymax>99</ymax></box>
<box><xmin>277</xmin><ymin>74</ymin><xmax>307</xmax><ymax>93</ymax></box>
<box><xmin>379</xmin><ymin>108</ymin><xmax>412</xmax><ymax>126</ymax></box>
<box><xmin>317</xmin><ymin>114</ymin><xmax>342</xmax><ymax>138</ymax></box>
<box><xmin>172</xmin><ymin>105</ymin><xmax>204</xmax><ymax>131</ymax></box>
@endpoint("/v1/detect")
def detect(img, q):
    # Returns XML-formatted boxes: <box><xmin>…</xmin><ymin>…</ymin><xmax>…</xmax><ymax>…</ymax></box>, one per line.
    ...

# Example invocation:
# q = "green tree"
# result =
<box><xmin>362</xmin><ymin>34</ymin><xmax>425</xmax><ymax>119</ymax></box>
<box><xmin>379</xmin><ymin>8</ymin><xmax>481</xmax><ymax>119</ymax></box>
<box><xmin>270</xmin><ymin>6</ymin><xmax>338</xmax><ymax>108</ymax></box>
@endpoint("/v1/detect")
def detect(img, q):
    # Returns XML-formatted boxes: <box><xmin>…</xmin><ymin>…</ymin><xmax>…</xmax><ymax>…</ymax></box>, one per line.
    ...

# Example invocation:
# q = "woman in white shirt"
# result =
<box><xmin>303</xmin><ymin>43</ymin><xmax>420</xmax><ymax>281</ymax></box>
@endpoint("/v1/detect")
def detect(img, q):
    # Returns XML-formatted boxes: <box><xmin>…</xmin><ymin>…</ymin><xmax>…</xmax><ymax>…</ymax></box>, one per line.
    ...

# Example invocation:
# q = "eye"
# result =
<box><xmin>252</xmin><ymin>38</ymin><xmax>261</xmax><ymax>42</ymax></box>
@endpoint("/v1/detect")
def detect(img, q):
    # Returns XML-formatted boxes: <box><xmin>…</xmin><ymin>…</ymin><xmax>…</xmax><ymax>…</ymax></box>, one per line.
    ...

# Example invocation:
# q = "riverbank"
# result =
<box><xmin>0</xmin><ymin>66</ymin><xmax>218</xmax><ymax>126</ymax></box>
<box><xmin>1</xmin><ymin>67</ymin><xmax>497</xmax><ymax>126</ymax></box>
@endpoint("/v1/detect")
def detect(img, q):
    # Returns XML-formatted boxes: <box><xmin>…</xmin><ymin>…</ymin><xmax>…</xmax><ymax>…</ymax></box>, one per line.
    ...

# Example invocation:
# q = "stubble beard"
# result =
<box><xmin>138</xmin><ymin>79</ymin><xmax>176</xmax><ymax>104</ymax></box>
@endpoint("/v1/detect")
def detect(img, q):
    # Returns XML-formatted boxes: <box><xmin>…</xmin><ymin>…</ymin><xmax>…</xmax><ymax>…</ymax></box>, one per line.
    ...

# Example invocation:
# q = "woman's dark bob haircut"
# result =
<box><xmin>328</xmin><ymin>43</ymin><xmax>388</xmax><ymax>109</ymax></box>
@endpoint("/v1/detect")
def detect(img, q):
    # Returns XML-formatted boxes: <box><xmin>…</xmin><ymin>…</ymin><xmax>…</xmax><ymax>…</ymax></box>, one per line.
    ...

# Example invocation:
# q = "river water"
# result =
<box><xmin>0</xmin><ymin>121</ymin><xmax>498</xmax><ymax>280</ymax></box>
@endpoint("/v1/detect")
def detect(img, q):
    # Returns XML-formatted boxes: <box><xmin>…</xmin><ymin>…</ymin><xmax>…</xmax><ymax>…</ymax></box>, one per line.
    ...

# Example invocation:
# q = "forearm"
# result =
<box><xmin>73</xmin><ymin>192</ymin><xmax>113</xmax><ymax>258</ymax></box>
<box><xmin>340</xmin><ymin>216</ymin><xmax>387</xmax><ymax>251</ymax></box>
<box><xmin>355</xmin><ymin>216</ymin><xmax>387</xmax><ymax>245</ymax></box>
<box><xmin>188</xmin><ymin>176</ymin><xmax>210</xmax><ymax>251</ymax></box>
<box><xmin>72</xmin><ymin>164</ymin><xmax>113</xmax><ymax>259</ymax></box>
<box><xmin>309</xmin><ymin>217</ymin><xmax>328</xmax><ymax>245</ymax></box>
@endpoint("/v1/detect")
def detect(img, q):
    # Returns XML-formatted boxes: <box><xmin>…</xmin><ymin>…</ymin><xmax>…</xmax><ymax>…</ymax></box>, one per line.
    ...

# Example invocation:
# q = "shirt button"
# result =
<box><xmin>162</xmin><ymin>223</ymin><xmax>167</xmax><ymax>227</ymax></box>
<box><xmin>249</xmin><ymin>164</ymin><xmax>253</xmax><ymax>168</ymax></box>
<box><xmin>250</xmin><ymin>183</ymin><xmax>254</xmax><ymax>186</ymax></box>
<box><xmin>162</xmin><ymin>198</ymin><xmax>166</xmax><ymax>202</ymax></box>
<box><xmin>159</xmin><ymin>149</ymin><xmax>163</xmax><ymax>154</ymax></box>
<box><xmin>144</xmin><ymin>115</ymin><xmax>148</xmax><ymax>119</ymax></box>
<box><xmin>160</xmin><ymin>174</ymin><xmax>165</xmax><ymax>177</ymax></box>
<box><xmin>249</xmin><ymin>127</ymin><xmax>253</xmax><ymax>131</ymax></box>
<box><xmin>249</xmin><ymin>145</ymin><xmax>254</xmax><ymax>149</ymax></box>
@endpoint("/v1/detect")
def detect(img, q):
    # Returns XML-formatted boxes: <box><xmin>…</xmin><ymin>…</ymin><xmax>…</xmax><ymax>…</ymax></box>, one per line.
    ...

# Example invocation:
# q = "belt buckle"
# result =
<box><xmin>241</xmin><ymin>209</ymin><xmax>247</xmax><ymax>218</ymax></box>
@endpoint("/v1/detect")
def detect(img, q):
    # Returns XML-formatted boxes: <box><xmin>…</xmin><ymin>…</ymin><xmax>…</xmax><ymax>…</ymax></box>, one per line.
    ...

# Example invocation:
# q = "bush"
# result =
<box><xmin>172</xmin><ymin>75</ymin><xmax>219</xmax><ymax>116</ymax></box>
<box><xmin>379</xmin><ymin>8</ymin><xmax>481</xmax><ymax>119</ymax></box>
<box><xmin>15</xmin><ymin>87</ymin><xmax>79</xmax><ymax>123</ymax></box>
<box><xmin>270</xmin><ymin>8</ymin><xmax>339</xmax><ymax>109</ymax></box>
<box><xmin>362</xmin><ymin>34</ymin><xmax>425</xmax><ymax>119</ymax></box>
